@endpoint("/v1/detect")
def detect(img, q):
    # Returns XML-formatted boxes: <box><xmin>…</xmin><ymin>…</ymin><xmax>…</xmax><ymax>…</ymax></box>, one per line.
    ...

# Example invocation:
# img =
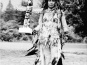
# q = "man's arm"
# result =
<box><xmin>34</xmin><ymin>11</ymin><xmax>43</xmax><ymax>31</ymax></box>
<box><xmin>61</xmin><ymin>10</ymin><xmax>69</xmax><ymax>32</ymax></box>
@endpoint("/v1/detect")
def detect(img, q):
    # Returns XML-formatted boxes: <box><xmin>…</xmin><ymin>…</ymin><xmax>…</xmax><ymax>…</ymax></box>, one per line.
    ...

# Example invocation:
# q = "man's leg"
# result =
<box><xmin>43</xmin><ymin>45</ymin><xmax>51</xmax><ymax>65</ymax></box>
<box><xmin>51</xmin><ymin>39</ymin><xmax>62</xmax><ymax>65</ymax></box>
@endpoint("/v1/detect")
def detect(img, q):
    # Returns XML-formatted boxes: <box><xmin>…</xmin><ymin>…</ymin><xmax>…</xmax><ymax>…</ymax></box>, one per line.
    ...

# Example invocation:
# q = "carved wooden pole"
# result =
<box><xmin>23</xmin><ymin>0</ymin><xmax>33</xmax><ymax>27</ymax></box>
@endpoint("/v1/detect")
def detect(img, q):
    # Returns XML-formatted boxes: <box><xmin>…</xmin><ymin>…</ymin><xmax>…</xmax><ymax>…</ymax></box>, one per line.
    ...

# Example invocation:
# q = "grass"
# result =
<box><xmin>0</xmin><ymin>42</ymin><xmax>87</xmax><ymax>65</ymax></box>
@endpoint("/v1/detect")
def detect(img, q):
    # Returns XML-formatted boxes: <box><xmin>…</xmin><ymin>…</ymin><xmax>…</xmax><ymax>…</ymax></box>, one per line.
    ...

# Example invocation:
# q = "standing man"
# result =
<box><xmin>33</xmin><ymin>0</ymin><xmax>69</xmax><ymax>65</ymax></box>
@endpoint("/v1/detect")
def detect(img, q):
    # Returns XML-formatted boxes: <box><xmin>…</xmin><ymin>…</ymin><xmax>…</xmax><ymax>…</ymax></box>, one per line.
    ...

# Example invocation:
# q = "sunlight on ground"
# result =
<box><xmin>0</xmin><ymin>42</ymin><xmax>87</xmax><ymax>65</ymax></box>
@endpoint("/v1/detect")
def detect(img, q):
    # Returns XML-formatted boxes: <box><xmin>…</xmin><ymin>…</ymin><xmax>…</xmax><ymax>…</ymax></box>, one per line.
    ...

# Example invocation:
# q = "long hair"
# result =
<box><xmin>42</xmin><ymin>0</ymin><xmax>60</xmax><ymax>10</ymax></box>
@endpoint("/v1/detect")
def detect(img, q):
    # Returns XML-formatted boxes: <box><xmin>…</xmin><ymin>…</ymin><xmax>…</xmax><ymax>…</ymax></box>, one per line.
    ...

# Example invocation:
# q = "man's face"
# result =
<box><xmin>48</xmin><ymin>0</ymin><xmax>55</xmax><ymax>8</ymax></box>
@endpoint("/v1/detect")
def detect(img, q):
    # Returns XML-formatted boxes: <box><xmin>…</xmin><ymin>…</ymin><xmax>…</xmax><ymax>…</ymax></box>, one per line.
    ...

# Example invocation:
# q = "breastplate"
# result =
<box><xmin>40</xmin><ymin>11</ymin><xmax>59</xmax><ymax>37</ymax></box>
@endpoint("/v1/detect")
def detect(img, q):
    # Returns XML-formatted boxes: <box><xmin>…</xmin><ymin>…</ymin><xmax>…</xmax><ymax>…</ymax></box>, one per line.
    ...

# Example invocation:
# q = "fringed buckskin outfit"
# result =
<box><xmin>34</xmin><ymin>8</ymin><xmax>68</xmax><ymax>65</ymax></box>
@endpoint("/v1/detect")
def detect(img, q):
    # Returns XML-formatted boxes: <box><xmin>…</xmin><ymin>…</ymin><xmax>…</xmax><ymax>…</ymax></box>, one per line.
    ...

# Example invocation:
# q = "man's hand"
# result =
<box><xmin>64</xmin><ymin>31</ymin><xmax>68</xmax><ymax>35</ymax></box>
<box><xmin>63</xmin><ymin>32</ymin><xmax>69</xmax><ymax>41</ymax></box>
<box><xmin>32</xmin><ymin>29</ymin><xmax>38</xmax><ymax>35</ymax></box>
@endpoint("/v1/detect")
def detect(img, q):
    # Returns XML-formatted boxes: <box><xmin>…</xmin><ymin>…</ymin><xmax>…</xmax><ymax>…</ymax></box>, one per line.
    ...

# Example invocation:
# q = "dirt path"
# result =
<box><xmin>0</xmin><ymin>42</ymin><xmax>87</xmax><ymax>65</ymax></box>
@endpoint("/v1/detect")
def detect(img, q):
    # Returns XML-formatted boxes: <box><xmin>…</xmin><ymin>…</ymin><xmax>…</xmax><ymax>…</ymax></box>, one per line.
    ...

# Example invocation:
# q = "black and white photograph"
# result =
<box><xmin>0</xmin><ymin>0</ymin><xmax>87</xmax><ymax>65</ymax></box>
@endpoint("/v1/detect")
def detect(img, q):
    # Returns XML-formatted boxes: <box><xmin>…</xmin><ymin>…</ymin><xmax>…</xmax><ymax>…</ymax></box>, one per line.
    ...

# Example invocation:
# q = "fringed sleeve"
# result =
<box><xmin>61</xmin><ymin>10</ymin><xmax>69</xmax><ymax>32</ymax></box>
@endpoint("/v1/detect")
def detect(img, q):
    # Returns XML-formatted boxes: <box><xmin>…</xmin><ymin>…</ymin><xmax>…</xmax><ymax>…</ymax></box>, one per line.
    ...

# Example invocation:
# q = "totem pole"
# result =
<box><xmin>23</xmin><ymin>0</ymin><xmax>33</xmax><ymax>27</ymax></box>
<box><xmin>19</xmin><ymin>0</ymin><xmax>33</xmax><ymax>34</ymax></box>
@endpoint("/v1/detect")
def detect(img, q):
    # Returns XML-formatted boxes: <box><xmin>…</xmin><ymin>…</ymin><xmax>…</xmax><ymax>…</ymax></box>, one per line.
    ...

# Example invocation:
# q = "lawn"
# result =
<box><xmin>0</xmin><ymin>42</ymin><xmax>87</xmax><ymax>65</ymax></box>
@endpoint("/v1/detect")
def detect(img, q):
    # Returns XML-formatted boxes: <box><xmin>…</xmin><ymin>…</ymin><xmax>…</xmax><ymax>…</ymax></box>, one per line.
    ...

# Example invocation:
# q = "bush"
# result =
<box><xmin>0</xmin><ymin>11</ymin><xmax>39</xmax><ymax>42</ymax></box>
<box><xmin>83</xmin><ymin>37</ymin><xmax>87</xmax><ymax>43</ymax></box>
<box><xmin>0</xmin><ymin>20</ymin><xmax>19</xmax><ymax>42</ymax></box>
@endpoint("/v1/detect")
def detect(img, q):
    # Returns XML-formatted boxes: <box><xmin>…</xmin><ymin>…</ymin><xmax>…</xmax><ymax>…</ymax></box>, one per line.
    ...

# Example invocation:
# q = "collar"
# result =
<box><xmin>48</xmin><ymin>8</ymin><xmax>56</xmax><ymax>12</ymax></box>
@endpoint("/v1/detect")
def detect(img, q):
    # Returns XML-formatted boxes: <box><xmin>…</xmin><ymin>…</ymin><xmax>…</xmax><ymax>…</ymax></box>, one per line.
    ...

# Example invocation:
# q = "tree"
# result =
<box><xmin>0</xmin><ymin>20</ymin><xmax>19</xmax><ymax>42</ymax></box>
<box><xmin>1</xmin><ymin>0</ymin><xmax>15</xmax><ymax>21</ymax></box>
<box><xmin>62</xmin><ymin>0</ymin><xmax>86</xmax><ymax>38</ymax></box>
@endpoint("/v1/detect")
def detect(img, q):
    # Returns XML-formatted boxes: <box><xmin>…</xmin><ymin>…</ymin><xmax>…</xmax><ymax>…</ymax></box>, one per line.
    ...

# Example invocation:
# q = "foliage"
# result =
<box><xmin>29</xmin><ymin>12</ymin><xmax>39</xmax><ymax>29</ymax></box>
<box><xmin>0</xmin><ymin>12</ymin><xmax>38</xmax><ymax>42</ymax></box>
<box><xmin>14</xmin><ymin>10</ymin><xmax>25</xmax><ymax>25</ymax></box>
<box><xmin>1</xmin><ymin>10</ymin><xmax>25</xmax><ymax>23</ymax></box>
<box><xmin>83</xmin><ymin>37</ymin><xmax>87</xmax><ymax>43</ymax></box>
<box><xmin>65</xmin><ymin>0</ymin><xmax>87</xmax><ymax>38</ymax></box>
<box><xmin>0</xmin><ymin>20</ymin><xmax>18</xmax><ymax>41</ymax></box>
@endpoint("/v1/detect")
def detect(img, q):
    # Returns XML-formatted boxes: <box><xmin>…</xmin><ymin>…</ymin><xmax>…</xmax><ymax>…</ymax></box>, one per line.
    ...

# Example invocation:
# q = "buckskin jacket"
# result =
<box><xmin>34</xmin><ymin>9</ymin><xmax>68</xmax><ymax>44</ymax></box>
<box><xmin>33</xmin><ymin>9</ymin><xmax>69</xmax><ymax>63</ymax></box>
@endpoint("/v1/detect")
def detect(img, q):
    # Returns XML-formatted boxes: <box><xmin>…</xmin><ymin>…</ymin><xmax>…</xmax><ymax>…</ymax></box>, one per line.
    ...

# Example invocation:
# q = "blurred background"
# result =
<box><xmin>0</xmin><ymin>0</ymin><xmax>87</xmax><ymax>43</ymax></box>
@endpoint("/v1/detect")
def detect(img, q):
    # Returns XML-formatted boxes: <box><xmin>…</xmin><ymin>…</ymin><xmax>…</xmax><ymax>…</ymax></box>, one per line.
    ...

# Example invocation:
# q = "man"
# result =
<box><xmin>33</xmin><ymin>0</ymin><xmax>68</xmax><ymax>65</ymax></box>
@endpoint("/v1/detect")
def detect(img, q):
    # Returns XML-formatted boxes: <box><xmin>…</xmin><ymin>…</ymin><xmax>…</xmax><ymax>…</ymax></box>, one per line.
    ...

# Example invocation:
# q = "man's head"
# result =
<box><xmin>42</xmin><ymin>0</ymin><xmax>59</xmax><ymax>9</ymax></box>
<box><xmin>48</xmin><ymin>0</ymin><xmax>55</xmax><ymax>8</ymax></box>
